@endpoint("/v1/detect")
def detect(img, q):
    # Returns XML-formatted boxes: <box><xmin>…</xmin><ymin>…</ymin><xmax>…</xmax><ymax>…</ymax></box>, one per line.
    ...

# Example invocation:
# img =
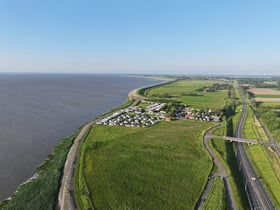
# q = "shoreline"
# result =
<box><xmin>58</xmin><ymin>81</ymin><xmax>171</xmax><ymax>209</ymax></box>
<box><xmin>0</xmin><ymin>79</ymin><xmax>168</xmax><ymax>208</ymax></box>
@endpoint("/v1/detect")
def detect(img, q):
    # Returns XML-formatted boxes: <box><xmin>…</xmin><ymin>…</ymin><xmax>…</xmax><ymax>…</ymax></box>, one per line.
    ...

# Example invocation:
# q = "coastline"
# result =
<box><xmin>0</xmin><ymin>128</ymin><xmax>81</xmax><ymax>209</ymax></box>
<box><xmin>0</xmin><ymin>79</ymin><xmax>168</xmax><ymax>209</ymax></box>
<box><xmin>59</xmin><ymin>80</ymin><xmax>171</xmax><ymax>209</ymax></box>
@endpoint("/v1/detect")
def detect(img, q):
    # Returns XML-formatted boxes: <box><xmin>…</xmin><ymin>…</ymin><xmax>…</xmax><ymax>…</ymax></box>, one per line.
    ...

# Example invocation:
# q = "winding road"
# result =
<box><xmin>196</xmin><ymin>125</ymin><xmax>237</xmax><ymax>210</ymax></box>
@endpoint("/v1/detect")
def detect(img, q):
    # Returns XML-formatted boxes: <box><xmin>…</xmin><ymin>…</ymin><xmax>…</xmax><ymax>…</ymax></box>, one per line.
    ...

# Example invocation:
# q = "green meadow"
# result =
<box><xmin>145</xmin><ymin>80</ymin><xmax>228</xmax><ymax>110</ymax></box>
<box><xmin>75</xmin><ymin>120</ymin><xmax>214</xmax><ymax>209</ymax></box>
<box><xmin>255</xmin><ymin>94</ymin><xmax>280</xmax><ymax>98</ymax></box>
<box><xmin>257</xmin><ymin>101</ymin><xmax>280</xmax><ymax>108</ymax></box>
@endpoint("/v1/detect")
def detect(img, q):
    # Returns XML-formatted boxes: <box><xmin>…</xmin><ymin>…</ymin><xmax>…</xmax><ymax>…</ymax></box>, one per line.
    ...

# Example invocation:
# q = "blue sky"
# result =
<box><xmin>0</xmin><ymin>0</ymin><xmax>280</xmax><ymax>74</ymax></box>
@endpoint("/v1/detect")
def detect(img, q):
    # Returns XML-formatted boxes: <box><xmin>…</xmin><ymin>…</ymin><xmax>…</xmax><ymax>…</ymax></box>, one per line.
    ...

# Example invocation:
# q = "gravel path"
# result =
<box><xmin>58</xmin><ymin>121</ymin><xmax>93</xmax><ymax>210</ymax></box>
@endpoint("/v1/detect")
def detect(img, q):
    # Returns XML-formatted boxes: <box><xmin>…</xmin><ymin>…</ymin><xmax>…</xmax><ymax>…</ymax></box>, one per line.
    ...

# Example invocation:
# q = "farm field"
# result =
<box><xmin>254</xmin><ymin>94</ymin><xmax>280</xmax><ymax>98</ymax></box>
<box><xmin>75</xmin><ymin>120</ymin><xmax>214</xmax><ymax>209</ymax></box>
<box><xmin>257</xmin><ymin>101</ymin><xmax>280</xmax><ymax>108</ymax></box>
<box><xmin>255</xmin><ymin>98</ymin><xmax>280</xmax><ymax>102</ymax></box>
<box><xmin>248</xmin><ymin>88</ymin><xmax>280</xmax><ymax>95</ymax></box>
<box><xmin>247</xmin><ymin>87</ymin><xmax>280</xmax><ymax>108</ymax></box>
<box><xmin>145</xmin><ymin>80</ymin><xmax>228</xmax><ymax>110</ymax></box>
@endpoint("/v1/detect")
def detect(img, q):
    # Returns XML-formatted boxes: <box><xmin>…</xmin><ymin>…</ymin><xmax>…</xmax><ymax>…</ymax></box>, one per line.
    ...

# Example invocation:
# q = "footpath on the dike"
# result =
<box><xmin>58</xmin><ymin>121</ymin><xmax>94</xmax><ymax>210</ymax></box>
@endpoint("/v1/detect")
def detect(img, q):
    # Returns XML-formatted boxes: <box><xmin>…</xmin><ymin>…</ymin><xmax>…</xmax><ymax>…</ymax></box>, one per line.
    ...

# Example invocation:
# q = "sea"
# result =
<box><xmin>0</xmin><ymin>73</ymin><xmax>159</xmax><ymax>200</ymax></box>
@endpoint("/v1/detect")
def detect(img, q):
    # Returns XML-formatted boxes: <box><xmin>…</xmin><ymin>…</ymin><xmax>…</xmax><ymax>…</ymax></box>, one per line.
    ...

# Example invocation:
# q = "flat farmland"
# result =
<box><xmin>255</xmin><ymin>98</ymin><xmax>280</xmax><ymax>102</ymax></box>
<box><xmin>75</xmin><ymin>120</ymin><xmax>214</xmax><ymax>210</ymax></box>
<box><xmin>146</xmin><ymin>80</ymin><xmax>228</xmax><ymax>110</ymax></box>
<box><xmin>248</xmin><ymin>88</ymin><xmax>280</xmax><ymax>95</ymax></box>
<box><xmin>248</xmin><ymin>88</ymin><xmax>280</xmax><ymax>107</ymax></box>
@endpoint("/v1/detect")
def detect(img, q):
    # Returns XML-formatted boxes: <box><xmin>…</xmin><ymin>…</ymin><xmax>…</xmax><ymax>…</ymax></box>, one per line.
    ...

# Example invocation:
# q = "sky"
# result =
<box><xmin>0</xmin><ymin>0</ymin><xmax>280</xmax><ymax>75</ymax></box>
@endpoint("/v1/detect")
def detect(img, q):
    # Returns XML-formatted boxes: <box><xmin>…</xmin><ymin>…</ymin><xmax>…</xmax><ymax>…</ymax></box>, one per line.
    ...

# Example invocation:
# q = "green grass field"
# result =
<box><xmin>145</xmin><ymin>80</ymin><xmax>228</xmax><ymax>110</ymax></box>
<box><xmin>75</xmin><ymin>120</ymin><xmax>214</xmax><ymax>209</ymax></box>
<box><xmin>203</xmin><ymin>178</ymin><xmax>227</xmax><ymax>210</ymax></box>
<box><xmin>257</xmin><ymin>101</ymin><xmax>280</xmax><ymax>108</ymax></box>
<box><xmin>255</xmin><ymin>94</ymin><xmax>280</xmax><ymax>98</ymax></box>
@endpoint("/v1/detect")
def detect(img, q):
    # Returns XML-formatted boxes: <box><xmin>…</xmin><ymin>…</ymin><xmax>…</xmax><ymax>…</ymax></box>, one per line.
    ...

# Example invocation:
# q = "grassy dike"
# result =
<box><xmin>0</xmin><ymin>129</ymin><xmax>81</xmax><ymax>210</ymax></box>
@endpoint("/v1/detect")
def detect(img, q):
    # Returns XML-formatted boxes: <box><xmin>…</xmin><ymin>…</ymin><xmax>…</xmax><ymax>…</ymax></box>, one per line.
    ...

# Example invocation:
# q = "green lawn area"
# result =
<box><xmin>145</xmin><ymin>80</ymin><xmax>228</xmax><ymax>110</ymax></box>
<box><xmin>203</xmin><ymin>178</ymin><xmax>227</xmax><ymax>210</ymax></box>
<box><xmin>138</xmin><ymin>101</ymin><xmax>151</xmax><ymax>109</ymax></box>
<box><xmin>257</xmin><ymin>101</ymin><xmax>280</xmax><ymax>108</ymax></box>
<box><xmin>75</xmin><ymin>120</ymin><xmax>214</xmax><ymax>210</ymax></box>
<box><xmin>180</xmin><ymin>91</ymin><xmax>226</xmax><ymax>110</ymax></box>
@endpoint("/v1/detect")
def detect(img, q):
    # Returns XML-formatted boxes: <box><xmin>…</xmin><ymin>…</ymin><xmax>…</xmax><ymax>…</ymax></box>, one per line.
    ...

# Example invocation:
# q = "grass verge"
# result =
<box><xmin>210</xmin><ymin>138</ymin><xmax>250</xmax><ymax>209</ymax></box>
<box><xmin>203</xmin><ymin>178</ymin><xmax>227</xmax><ymax>210</ymax></box>
<box><xmin>243</xmin><ymin>106</ymin><xmax>280</xmax><ymax>208</ymax></box>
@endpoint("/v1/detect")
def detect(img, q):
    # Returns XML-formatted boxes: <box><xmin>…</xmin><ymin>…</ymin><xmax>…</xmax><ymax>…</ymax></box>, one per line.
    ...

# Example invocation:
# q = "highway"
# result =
<box><xmin>235</xmin><ymin>85</ymin><xmax>275</xmax><ymax>210</ymax></box>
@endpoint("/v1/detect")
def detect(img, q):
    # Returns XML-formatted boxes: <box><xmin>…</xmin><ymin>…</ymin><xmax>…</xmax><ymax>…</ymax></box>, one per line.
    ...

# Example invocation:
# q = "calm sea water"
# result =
<box><xmin>0</xmin><ymin>73</ymin><xmax>158</xmax><ymax>200</ymax></box>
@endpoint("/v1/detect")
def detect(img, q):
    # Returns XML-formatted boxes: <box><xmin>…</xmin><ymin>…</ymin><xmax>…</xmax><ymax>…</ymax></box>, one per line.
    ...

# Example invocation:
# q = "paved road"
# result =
<box><xmin>196</xmin><ymin>125</ymin><xmax>237</xmax><ymax>210</ymax></box>
<box><xmin>235</xmin><ymin>85</ymin><xmax>275</xmax><ymax>210</ymax></box>
<box><xmin>58</xmin><ymin>121</ymin><xmax>94</xmax><ymax>210</ymax></box>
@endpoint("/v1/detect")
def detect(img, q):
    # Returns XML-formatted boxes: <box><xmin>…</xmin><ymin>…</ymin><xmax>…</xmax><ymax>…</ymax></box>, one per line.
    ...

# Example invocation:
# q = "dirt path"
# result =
<box><xmin>58</xmin><ymin>121</ymin><xmax>93</xmax><ymax>210</ymax></box>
